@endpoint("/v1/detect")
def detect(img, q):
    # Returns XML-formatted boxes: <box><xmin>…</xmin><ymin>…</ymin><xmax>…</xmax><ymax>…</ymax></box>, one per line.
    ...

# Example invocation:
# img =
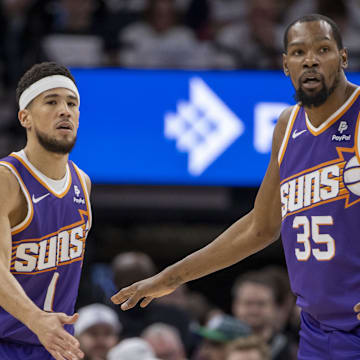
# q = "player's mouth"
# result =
<box><xmin>55</xmin><ymin>121</ymin><xmax>73</xmax><ymax>133</ymax></box>
<box><xmin>301</xmin><ymin>72</ymin><xmax>322</xmax><ymax>90</ymax></box>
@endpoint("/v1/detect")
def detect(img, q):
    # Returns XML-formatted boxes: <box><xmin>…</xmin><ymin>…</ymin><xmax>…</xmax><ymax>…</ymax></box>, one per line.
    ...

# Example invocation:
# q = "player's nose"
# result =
<box><xmin>303</xmin><ymin>51</ymin><xmax>319</xmax><ymax>68</ymax></box>
<box><xmin>58</xmin><ymin>101</ymin><xmax>71</xmax><ymax>117</ymax></box>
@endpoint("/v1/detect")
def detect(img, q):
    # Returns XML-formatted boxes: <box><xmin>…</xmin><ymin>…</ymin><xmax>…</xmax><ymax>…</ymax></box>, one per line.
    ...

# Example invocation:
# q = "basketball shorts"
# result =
<box><xmin>0</xmin><ymin>339</ymin><xmax>54</xmax><ymax>360</ymax></box>
<box><xmin>298</xmin><ymin>310</ymin><xmax>360</xmax><ymax>359</ymax></box>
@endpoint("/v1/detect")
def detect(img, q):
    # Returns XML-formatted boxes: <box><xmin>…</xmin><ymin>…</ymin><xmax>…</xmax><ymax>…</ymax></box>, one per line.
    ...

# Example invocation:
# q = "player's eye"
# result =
<box><xmin>68</xmin><ymin>102</ymin><xmax>76</xmax><ymax>107</ymax></box>
<box><xmin>46</xmin><ymin>100</ymin><xmax>57</xmax><ymax>105</ymax></box>
<box><xmin>292</xmin><ymin>49</ymin><xmax>303</xmax><ymax>56</ymax></box>
<box><xmin>320</xmin><ymin>47</ymin><xmax>329</xmax><ymax>53</ymax></box>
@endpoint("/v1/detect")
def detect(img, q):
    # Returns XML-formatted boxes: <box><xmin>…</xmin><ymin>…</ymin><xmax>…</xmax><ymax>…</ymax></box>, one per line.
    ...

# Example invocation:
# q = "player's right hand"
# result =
<box><xmin>111</xmin><ymin>273</ymin><xmax>178</xmax><ymax>310</ymax></box>
<box><xmin>30</xmin><ymin>311</ymin><xmax>84</xmax><ymax>360</ymax></box>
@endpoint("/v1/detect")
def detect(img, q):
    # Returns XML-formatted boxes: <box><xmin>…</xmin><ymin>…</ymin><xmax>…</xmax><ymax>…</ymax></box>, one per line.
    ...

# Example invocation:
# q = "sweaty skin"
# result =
<box><xmin>111</xmin><ymin>20</ymin><xmax>360</xmax><ymax>324</ymax></box>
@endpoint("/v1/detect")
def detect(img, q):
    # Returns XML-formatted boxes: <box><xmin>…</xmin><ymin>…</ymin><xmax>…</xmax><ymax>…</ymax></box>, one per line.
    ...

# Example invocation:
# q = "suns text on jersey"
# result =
<box><xmin>281</xmin><ymin>164</ymin><xmax>340</xmax><ymax>218</ymax></box>
<box><xmin>12</xmin><ymin>224</ymin><xmax>87</xmax><ymax>273</ymax></box>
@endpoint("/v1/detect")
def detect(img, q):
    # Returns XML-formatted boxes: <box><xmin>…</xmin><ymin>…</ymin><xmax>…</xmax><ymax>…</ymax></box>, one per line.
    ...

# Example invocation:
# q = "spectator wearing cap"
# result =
<box><xmin>192</xmin><ymin>314</ymin><xmax>251</xmax><ymax>360</ymax></box>
<box><xmin>107</xmin><ymin>337</ymin><xmax>159</xmax><ymax>360</ymax></box>
<box><xmin>75</xmin><ymin>303</ymin><xmax>122</xmax><ymax>360</ymax></box>
<box><xmin>225</xmin><ymin>335</ymin><xmax>271</xmax><ymax>360</ymax></box>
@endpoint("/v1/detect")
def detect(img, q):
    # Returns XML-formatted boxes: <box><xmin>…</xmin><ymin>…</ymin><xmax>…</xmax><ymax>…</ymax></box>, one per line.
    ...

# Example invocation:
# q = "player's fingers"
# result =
<box><xmin>59</xmin><ymin>312</ymin><xmax>79</xmax><ymax>325</ymax></box>
<box><xmin>140</xmin><ymin>296</ymin><xmax>153</xmax><ymax>308</ymax></box>
<box><xmin>57</xmin><ymin>330</ymin><xmax>83</xmax><ymax>358</ymax></box>
<box><xmin>120</xmin><ymin>293</ymin><xmax>142</xmax><ymax>310</ymax></box>
<box><xmin>111</xmin><ymin>286</ymin><xmax>135</xmax><ymax>305</ymax></box>
<box><xmin>52</xmin><ymin>343</ymin><xmax>82</xmax><ymax>360</ymax></box>
<box><xmin>353</xmin><ymin>303</ymin><xmax>360</xmax><ymax>312</ymax></box>
<box><xmin>48</xmin><ymin>348</ymin><xmax>67</xmax><ymax>360</ymax></box>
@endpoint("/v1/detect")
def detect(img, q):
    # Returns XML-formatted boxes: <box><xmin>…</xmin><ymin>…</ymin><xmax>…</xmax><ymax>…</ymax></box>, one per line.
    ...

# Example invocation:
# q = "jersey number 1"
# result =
<box><xmin>44</xmin><ymin>272</ymin><xmax>59</xmax><ymax>311</ymax></box>
<box><xmin>293</xmin><ymin>216</ymin><xmax>335</xmax><ymax>261</ymax></box>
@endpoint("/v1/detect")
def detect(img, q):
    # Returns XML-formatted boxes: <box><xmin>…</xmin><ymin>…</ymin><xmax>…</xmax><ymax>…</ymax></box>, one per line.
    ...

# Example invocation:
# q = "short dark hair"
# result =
<box><xmin>225</xmin><ymin>335</ymin><xmax>271</xmax><ymax>360</ymax></box>
<box><xmin>16</xmin><ymin>62</ymin><xmax>76</xmax><ymax>106</ymax></box>
<box><xmin>283</xmin><ymin>14</ymin><xmax>343</xmax><ymax>52</ymax></box>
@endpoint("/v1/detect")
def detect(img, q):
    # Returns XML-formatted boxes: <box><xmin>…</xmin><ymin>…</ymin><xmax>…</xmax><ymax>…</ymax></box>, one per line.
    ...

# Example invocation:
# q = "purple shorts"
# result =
<box><xmin>0</xmin><ymin>340</ymin><xmax>54</xmax><ymax>360</ymax></box>
<box><xmin>299</xmin><ymin>311</ymin><xmax>360</xmax><ymax>359</ymax></box>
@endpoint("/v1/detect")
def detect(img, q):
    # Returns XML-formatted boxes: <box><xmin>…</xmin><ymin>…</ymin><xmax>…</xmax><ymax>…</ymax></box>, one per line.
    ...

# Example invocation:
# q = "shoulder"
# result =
<box><xmin>70</xmin><ymin>162</ymin><xmax>92</xmax><ymax>195</ymax></box>
<box><xmin>0</xmin><ymin>165</ymin><xmax>22</xmax><ymax>215</ymax></box>
<box><xmin>0</xmin><ymin>165</ymin><xmax>21</xmax><ymax>194</ymax></box>
<box><xmin>78</xmin><ymin>168</ymin><xmax>92</xmax><ymax>195</ymax></box>
<box><xmin>272</xmin><ymin>105</ymin><xmax>297</xmax><ymax>155</ymax></box>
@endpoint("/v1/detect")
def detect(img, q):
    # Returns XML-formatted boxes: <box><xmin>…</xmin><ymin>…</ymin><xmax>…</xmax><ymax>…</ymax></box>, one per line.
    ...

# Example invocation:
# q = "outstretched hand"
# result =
<box><xmin>30</xmin><ymin>311</ymin><xmax>84</xmax><ymax>360</ymax></box>
<box><xmin>111</xmin><ymin>274</ymin><xmax>178</xmax><ymax>310</ymax></box>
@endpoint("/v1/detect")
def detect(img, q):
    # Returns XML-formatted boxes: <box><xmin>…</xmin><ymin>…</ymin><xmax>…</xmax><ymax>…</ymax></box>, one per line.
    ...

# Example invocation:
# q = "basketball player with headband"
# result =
<box><xmin>0</xmin><ymin>62</ymin><xmax>91</xmax><ymax>360</ymax></box>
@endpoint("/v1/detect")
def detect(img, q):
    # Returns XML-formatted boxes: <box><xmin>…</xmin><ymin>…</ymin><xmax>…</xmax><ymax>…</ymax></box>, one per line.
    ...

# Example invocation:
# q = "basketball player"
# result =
<box><xmin>112</xmin><ymin>14</ymin><xmax>360</xmax><ymax>358</ymax></box>
<box><xmin>0</xmin><ymin>62</ymin><xmax>91</xmax><ymax>360</ymax></box>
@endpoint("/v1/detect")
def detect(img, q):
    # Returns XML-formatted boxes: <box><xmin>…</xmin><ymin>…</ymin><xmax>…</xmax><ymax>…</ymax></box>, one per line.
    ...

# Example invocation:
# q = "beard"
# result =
<box><xmin>34</xmin><ymin>126</ymin><xmax>76</xmax><ymax>154</ymax></box>
<box><xmin>294</xmin><ymin>67</ymin><xmax>340</xmax><ymax>108</ymax></box>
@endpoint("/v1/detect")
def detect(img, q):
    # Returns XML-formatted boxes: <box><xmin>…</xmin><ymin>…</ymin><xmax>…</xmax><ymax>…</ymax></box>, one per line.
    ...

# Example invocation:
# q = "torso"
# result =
<box><xmin>278</xmin><ymin>86</ymin><xmax>360</xmax><ymax>331</ymax></box>
<box><xmin>0</xmin><ymin>150</ymin><xmax>92</xmax><ymax>345</ymax></box>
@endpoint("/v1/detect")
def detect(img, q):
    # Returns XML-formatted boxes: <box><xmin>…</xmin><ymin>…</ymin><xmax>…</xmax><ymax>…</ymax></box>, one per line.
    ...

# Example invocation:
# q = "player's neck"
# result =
<box><xmin>304</xmin><ymin>80</ymin><xmax>355</xmax><ymax>128</ymax></box>
<box><xmin>23</xmin><ymin>144</ymin><xmax>69</xmax><ymax>180</ymax></box>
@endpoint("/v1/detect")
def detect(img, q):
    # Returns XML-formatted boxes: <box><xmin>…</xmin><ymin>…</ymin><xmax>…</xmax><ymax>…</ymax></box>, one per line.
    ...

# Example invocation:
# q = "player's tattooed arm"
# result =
<box><xmin>111</xmin><ymin>107</ymin><xmax>294</xmax><ymax>310</ymax></box>
<box><xmin>0</xmin><ymin>167</ymin><xmax>84</xmax><ymax>360</ymax></box>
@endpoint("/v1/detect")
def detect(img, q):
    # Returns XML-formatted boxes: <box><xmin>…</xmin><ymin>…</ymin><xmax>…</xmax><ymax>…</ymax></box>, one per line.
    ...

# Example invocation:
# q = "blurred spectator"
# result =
<box><xmin>1</xmin><ymin>0</ymin><xmax>48</xmax><ymax>88</ymax></box>
<box><xmin>215</xmin><ymin>0</ymin><xmax>285</xmax><ymax>69</ymax></box>
<box><xmin>231</xmin><ymin>270</ymin><xmax>294</xmax><ymax>360</ymax></box>
<box><xmin>208</xmin><ymin>0</ymin><xmax>247</xmax><ymax>28</ymax></box>
<box><xmin>225</xmin><ymin>335</ymin><xmax>271</xmax><ymax>360</ymax></box>
<box><xmin>261</xmin><ymin>266</ymin><xmax>298</xmax><ymax>359</ymax></box>
<box><xmin>41</xmin><ymin>0</ymin><xmax>116</xmax><ymax>66</ymax></box>
<box><xmin>107</xmin><ymin>337</ymin><xmax>159</xmax><ymax>360</ymax></box>
<box><xmin>260</xmin><ymin>266</ymin><xmax>295</xmax><ymax>334</ymax></box>
<box><xmin>75</xmin><ymin>303</ymin><xmax>121</xmax><ymax>360</ymax></box>
<box><xmin>111</xmin><ymin>252</ymin><xmax>193</xmax><ymax>353</ymax></box>
<box><xmin>118</xmin><ymin>0</ymin><xmax>232</xmax><ymax>69</ymax></box>
<box><xmin>192</xmin><ymin>314</ymin><xmax>251</xmax><ymax>360</ymax></box>
<box><xmin>142</xmin><ymin>323</ymin><xmax>188</xmax><ymax>360</ymax></box>
<box><xmin>159</xmin><ymin>287</ymin><xmax>222</xmax><ymax>327</ymax></box>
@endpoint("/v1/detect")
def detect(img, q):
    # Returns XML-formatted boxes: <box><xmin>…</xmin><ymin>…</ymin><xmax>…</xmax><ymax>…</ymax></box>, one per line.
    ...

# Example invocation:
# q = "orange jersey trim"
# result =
<box><xmin>280</xmin><ymin>146</ymin><xmax>353</xmax><ymax>185</ymax></box>
<box><xmin>278</xmin><ymin>105</ymin><xmax>300</xmax><ymax>166</ymax></box>
<box><xmin>11</xmin><ymin>209</ymin><xmax>88</xmax><ymax>246</ymax></box>
<box><xmin>305</xmin><ymin>88</ymin><xmax>360</xmax><ymax>136</ymax></box>
<box><xmin>72</xmin><ymin>163</ymin><xmax>92</xmax><ymax>228</ymax></box>
<box><xmin>9</xmin><ymin>153</ymin><xmax>72</xmax><ymax>198</ymax></box>
<box><xmin>10</xmin><ymin>257</ymin><xmax>84</xmax><ymax>275</ymax></box>
<box><xmin>355</xmin><ymin>111</ymin><xmax>360</xmax><ymax>164</ymax></box>
<box><xmin>0</xmin><ymin>161</ymin><xmax>34</xmax><ymax>235</ymax></box>
<box><xmin>281</xmin><ymin>147</ymin><xmax>360</xmax><ymax>219</ymax></box>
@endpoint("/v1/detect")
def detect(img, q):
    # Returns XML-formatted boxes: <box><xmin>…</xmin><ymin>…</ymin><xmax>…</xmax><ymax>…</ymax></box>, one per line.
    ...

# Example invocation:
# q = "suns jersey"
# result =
<box><xmin>0</xmin><ymin>151</ymin><xmax>91</xmax><ymax>345</ymax></box>
<box><xmin>278</xmin><ymin>87</ymin><xmax>360</xmax><ymax>331</ymax></box>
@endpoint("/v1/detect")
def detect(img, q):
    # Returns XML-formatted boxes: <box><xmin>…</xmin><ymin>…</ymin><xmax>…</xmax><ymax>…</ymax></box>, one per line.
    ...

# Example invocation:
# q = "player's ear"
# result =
<box><xmin>18</xmin><ymin>109</ymin><xmax>32</xmax><ymax>129</ymax></box>
<box><xmin>283</xmin><ymin>53</ymin><xmax>289</xmax><ymax>76</ymax></box>
<box><xmin>340</xmin><ymin>48</ymin><xmax>348</xmax><ymax>69</ymax></box>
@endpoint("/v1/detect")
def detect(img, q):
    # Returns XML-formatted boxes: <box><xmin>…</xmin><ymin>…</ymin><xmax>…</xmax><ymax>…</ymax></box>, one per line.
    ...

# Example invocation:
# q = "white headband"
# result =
<box><xmin>19</xmin><ymin>75</ymin><xmax>80</xmax><ymax>110</ymax></box>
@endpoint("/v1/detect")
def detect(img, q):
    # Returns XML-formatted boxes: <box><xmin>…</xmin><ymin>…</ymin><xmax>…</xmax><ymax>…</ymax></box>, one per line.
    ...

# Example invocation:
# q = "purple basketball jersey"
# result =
<box><xmin>279</xmin><ymin>87</ymin><xmax>360</xmax><ymax>331</ymax></box>
<box><xmin>0</xmin><ymin>152</ymin><xmax>91</xmax><ymax>345</ymax></box>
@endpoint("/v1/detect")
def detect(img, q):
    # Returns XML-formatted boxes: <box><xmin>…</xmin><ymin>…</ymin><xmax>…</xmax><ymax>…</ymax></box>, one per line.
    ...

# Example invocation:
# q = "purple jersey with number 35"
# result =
<box><xmin>0</xmin><ymin>152</ymin><xmax>91</xmax><ymax>345</ymax></box>
<box><xmin>279</xmin><ymin>87</ymin><xmax>360</xmax><ymax>331</ymax></box>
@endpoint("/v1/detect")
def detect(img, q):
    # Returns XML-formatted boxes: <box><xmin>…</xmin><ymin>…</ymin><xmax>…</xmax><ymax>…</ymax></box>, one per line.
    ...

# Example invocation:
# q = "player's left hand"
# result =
<box><xmin>353</xmin><ymin>302</ymin><xmax>360</xmax><ymax>320</ymax></box>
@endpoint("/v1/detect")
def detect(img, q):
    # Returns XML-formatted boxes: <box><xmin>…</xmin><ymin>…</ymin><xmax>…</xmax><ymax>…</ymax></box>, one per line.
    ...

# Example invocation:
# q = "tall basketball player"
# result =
<box><xmin>112</xmin><ymin>14</ymin><xmax>360</xmax><ymax>359</ymax></box>
<box><xmin>0</xmin><ymin>62</ymin><xmax>90</xmax><ymax>360</ymax></box>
